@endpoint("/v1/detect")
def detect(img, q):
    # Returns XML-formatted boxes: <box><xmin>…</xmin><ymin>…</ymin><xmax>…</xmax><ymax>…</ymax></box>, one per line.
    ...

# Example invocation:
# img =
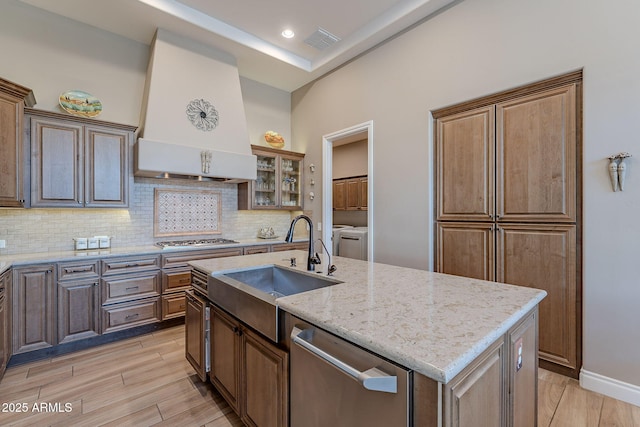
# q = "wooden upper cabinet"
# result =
<box><xmin>346</xmin><ymin>179</ymin><xmax>361</xmax><ymax>210</ymax></box>
<box><xmin>496</xmin><ymin>85</ymin><xmax>576</xmax><ymax>222</ymax></box>
<box><xmin>85</xmin><ymin>126</ymin><xmax>129</xmax><ymax>207</ymax></box>
<box><xmin>27</xmin><ymin>109</ymin><xmax>134</xmax><ymax>208</ymax></box>
<box><xmin>332</xmin><ymin>180</ymin><xmax>346</xmax><ymax>210</ymax></box>
<box><xmin>0</xmin><ymin>78</ymin><xmax>35</xmax><ymax>207</ymax></box>
<box><xmin>436</xmin><ymin>106</ymin><xmax>495</xmax><ymax>221</ymax></box>
<box><xmin>30</xmin><ymin>118</ymin><xmax>84</xmax><ymax>207</ymax></box>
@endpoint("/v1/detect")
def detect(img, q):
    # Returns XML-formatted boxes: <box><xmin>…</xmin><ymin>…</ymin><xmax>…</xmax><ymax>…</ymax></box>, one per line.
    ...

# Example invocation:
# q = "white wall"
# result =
<box><xmin>292</xmin><ymin>0</ymin><xmax>640</xmax><ymax>397</ymax></box>
<box><xmin>333</xmin><ymin>140</ymin><xmax>368</xmax><ymax>179</ymax></box>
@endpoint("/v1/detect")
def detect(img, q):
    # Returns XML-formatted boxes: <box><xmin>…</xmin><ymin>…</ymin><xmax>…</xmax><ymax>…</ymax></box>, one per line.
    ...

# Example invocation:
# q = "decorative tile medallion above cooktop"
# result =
<box><xmin>154</xmin><ymin>188</ymin><xmax>221</xmax><ymax>237</ymax></box>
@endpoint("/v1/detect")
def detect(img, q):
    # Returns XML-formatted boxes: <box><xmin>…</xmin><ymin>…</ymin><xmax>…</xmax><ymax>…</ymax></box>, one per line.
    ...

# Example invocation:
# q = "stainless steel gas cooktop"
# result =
<box><xmin>155</xmin><ymin>238</ymin><xmax>239</xmax><ymax>249</ymax></box>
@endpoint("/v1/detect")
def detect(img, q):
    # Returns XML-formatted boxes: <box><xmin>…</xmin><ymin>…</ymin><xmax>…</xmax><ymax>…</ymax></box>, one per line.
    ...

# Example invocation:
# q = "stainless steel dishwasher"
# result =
<box><xmin>290</xmin><ymin>322</ymin><xmax>411</xmax><ymax>426</ymax></box>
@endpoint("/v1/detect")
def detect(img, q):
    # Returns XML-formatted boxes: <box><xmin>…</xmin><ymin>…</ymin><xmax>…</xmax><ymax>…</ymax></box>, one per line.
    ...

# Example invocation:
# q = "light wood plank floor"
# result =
<box><xmin>0</xmin><ymin>325</ymin><xmax>638</xmax><ymax>426</ymax></box>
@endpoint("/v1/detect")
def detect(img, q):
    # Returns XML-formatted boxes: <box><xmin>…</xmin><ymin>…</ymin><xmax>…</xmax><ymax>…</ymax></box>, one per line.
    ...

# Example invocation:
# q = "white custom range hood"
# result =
<box><xmin>135</xmin><ymin>29</ymin><xmax>256</xmax><ymax>181</ymax></box>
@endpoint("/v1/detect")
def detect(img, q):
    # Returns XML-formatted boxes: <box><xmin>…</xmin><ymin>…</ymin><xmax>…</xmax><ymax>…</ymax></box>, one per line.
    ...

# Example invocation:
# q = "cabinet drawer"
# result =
<box><xmin>162</xmin><ymin>293</ymin><xmax>186</xmax><ymax>320</ymax></box>
<box><xmin>101</xmin><ymin>255</ymin><xmax>160</xmax><ymax>276</ymax></box>
<box><xmin>162</xmin><ymin>270</ymin><xmax>192</xmax><ymax>293</ymax></box>
<box><xmin>161</xmin><ymin>248</ymin><xmax>243</xmax><ymax>269</ymax></box>
<box><xmin>102</xmin><ymin>297</ymin><xmax>161</xmax><ymax>334</ymax></box>
<box><xmin>272</xmin><ymin>242</ymin><xmax>307</xmax><ymax>252</ymax></box>
<box><xmin>101</xmin><ymin>272</ymin><xmax>161</xmax><ymax>305</ymax></box>
<box><xmin>244</xmin><ymin>245</ymin><xmax>270</xmax><ymax>255</ymax></box>
<box><xmin>58</xmin><ymin>260</ymin><xmax>100</xmax><ymax>281</ymax></box>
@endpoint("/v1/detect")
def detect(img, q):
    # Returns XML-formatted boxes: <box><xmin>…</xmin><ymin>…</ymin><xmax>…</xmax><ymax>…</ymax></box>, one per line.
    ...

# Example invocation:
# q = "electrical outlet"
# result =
<box><xmin>317</xmin><ymin>222</ymin><xmax>322</xmax><ymax>231</ymax></box>
<box><xmin>0</xmin><ymin>240</ymin><xmax>6</xmax><ymax>248</ymax></box>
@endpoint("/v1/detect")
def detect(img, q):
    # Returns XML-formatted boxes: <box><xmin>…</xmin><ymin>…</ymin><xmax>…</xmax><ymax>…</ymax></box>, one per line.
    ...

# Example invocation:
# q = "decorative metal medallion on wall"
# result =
<box><xmin>186</xmin><ymin>98</ymin><xmax>219</xmax><ymax>131</ymax></box>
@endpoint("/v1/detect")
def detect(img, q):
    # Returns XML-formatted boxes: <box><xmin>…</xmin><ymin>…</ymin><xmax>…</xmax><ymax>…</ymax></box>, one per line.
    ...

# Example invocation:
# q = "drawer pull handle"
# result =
<box><xmin>125</xmin><ymin>286</ymin><xmax>139</xmax><ymax>292</ymax></box>
<box><xmin>65</xmin><ymin>266</ymin><xmax>93</xmax><ymax>273</ymax></box>
<box><xmin>178</xmin><ymin>278</ymin><xmax>191</xmax><ymax>284</ymax></box>
<box><xmin>125</xmin><ymin>313</ymin><xmax>139</xmax><ymax>320</ymax></box>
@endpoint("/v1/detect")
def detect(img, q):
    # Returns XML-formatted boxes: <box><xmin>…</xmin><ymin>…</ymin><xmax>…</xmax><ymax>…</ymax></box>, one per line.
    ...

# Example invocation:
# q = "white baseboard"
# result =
<box><xmin>580</xmin><ymin>369</ymin><xmax>640</xmax><ymax>407</ymax></box>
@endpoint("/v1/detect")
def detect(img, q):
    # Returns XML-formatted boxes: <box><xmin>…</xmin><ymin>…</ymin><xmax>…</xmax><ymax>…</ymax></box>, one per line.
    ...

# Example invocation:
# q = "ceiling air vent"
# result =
<box><xmin>304</xmin><ymin>27</ymin><xmax>341</xmax><ymax>50</ymax></box>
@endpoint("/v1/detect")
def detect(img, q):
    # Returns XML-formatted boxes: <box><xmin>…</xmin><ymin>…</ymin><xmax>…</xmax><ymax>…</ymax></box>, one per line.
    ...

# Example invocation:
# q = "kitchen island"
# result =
<box><xmin>190</xmin><ymin>250</ymin><xmax>546</xmax><ymax>426</ymax></box>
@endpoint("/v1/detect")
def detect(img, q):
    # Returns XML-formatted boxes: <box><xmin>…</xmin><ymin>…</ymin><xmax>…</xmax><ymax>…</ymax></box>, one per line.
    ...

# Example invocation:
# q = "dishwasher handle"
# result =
<box><xmin>291</xmin><ymin>327</ymin><xmax>397</xmax><ymax>393</ymax></box>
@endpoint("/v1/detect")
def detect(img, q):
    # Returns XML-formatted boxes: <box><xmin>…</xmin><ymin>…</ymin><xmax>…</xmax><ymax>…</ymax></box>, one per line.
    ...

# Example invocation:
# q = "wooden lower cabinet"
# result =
<box><xmin>271</xmin><ymin>242</ymin><xmax>307</xmax><ymax>252</ymax></box>
<box><xmin>12</xmin><ymin>265</ymin><xmax>56</xmax><ymax>354</ymax></box>
<box><xmin>209</xmin><ymin>305</ymin><xmax>288</xmax><ymax>427</ymax></box>
<box><xmin>444</xmin><ymin>338</ymin><xmax>505</xmax><ymax>427</ymax></box>
<box><xmin>497</xmin><ymin>224</ymin><xmax>577</xmax><ymax>375</ymax></box>
<box><xmin>210</xmin><ymin>306</ymin><xmax>241</xmax><ymax>413</ymax></box>
<box><xmin>101</xmin><ymin>297</ymin><xmax>161</xmax><ymax>334</ymax></box>
<box><xmin>436</xmin><ymin>222</ymin><xmax>494</xmax><ymax>281</ymax></box>
<box><xmin>0</xmin><ymin>270</ymin><xmax>10</xmax><ymax>379</ymax></box>
<box><xmin>185</xmin><ymin>290</ymin><xmax>208</xmax><ymax>382</ymax></box>
<box><xmin>242</xmin><ymin>327</ymin><xmax>288</xmax><ymax>427</ymax></box>
<box><xmin>442</xmin><ymin>308</ymin><xmax>538</xmax><ymax>427</ymax></box>
<box><xmin>58</xmin><ymin>278</ymin><xmax>100</xmax><ymax>344</ymax></box>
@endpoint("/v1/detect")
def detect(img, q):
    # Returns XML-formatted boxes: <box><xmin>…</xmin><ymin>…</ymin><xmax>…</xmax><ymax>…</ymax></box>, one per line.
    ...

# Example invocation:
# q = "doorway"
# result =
<box><xmin>321</xmin><ymin>121</ymin><xmax>374</xmax><ymax>261</ymax></box>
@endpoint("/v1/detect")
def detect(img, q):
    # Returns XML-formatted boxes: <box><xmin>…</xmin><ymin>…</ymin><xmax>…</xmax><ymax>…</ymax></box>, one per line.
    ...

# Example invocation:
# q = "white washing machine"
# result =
<box><xmin>338</xmin><ymin>227</ymin><xmax>368</xmax><ymax>260</ymax></box>
<box><xmin>332</xmin><ymin>225</ymin><xmax>353</xmax><ymax>255</ymax></box>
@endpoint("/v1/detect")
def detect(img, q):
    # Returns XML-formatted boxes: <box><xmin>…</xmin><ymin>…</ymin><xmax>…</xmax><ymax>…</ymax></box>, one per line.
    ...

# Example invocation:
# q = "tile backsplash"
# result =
<box><xmin>0</xmin><ymin>177</ymin><xmax>301</xmax><ymax>255</ymax></box>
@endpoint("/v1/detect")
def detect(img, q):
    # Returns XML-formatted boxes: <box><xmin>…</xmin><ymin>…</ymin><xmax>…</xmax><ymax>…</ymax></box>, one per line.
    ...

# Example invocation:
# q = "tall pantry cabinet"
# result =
<box><xmin>434</xmin><ymin>71</ymin><xmax>582</xmax><ymax>378</ymax></box>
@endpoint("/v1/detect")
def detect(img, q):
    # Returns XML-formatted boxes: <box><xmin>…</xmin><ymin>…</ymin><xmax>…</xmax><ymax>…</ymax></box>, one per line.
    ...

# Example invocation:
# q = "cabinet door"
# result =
<box><xmin>0</xmin><ymin>92</ymin><xmax>26</xmax><ymax>207</ymax></box>
<box><xmin>31</xmin><ymin>118</ymin><xmax>83</xmax><ymax>207</ymax></box>
<box><xmin>210</xmin><ymin>306</ymin><xmax>241</xmax><ymax>413</ymax></box>
<box><xmin>346</xmin><ymin>179</ymin><xmax>361</xmax><ymax>210</ymax></box>
<box><xmin>436</xmin><ymin>106</ymin><xmax>495</xmax><ymax>221</ymax></box>
<box><xmin>58</xmin><ymin>278</ymin><xmax>100</xmax><ymax>344</ymax></box>
<box><xmin>360</xmin><ymin>177</ymin><xmax>368</xmax><ymax>209</ymax></box>
<box><xmin>85</xmin><ymin>125</ymin><xmax>129</xmax><ymax>207</ymax></box>
<box><xmin>12</xmin><ymin>265</ymin><xmax>56</xmax><ymax>354</ymax></box>
<box><xmin>496</xmin><ymin>85</ymin><xmax>576</xmax><ymax>222</ymax></box>
<box><xmin>254</xmin><ymin>152</ymin><xmax>278</xmax><ymax>208</ymax></box>
<box><xmin>445</xmin><ymin>338</ymin><xmax>505</xmax><ymax>427</ymax></box>
<box><xmin>333</xmin><ymin>180</ymin><xmax>346</xmax><ymax>210</ymax></box>
<box><xmin>185</xmin><ymin>290</ymin><xmax>207</xmax><ymax>381</ymax></box>
<box><xmin>0</xmin><ymin>274</ymin><xmax>7</xmax><ymax>378</ymax></box>
<box><xmin>242</xmin><ymin>327</ymin><xmax>288</xmax><ymax>427</ymax></box>
<box><xmin>279</xmin><ymin>154</ymin><xmax>302</xmax><ymax>209</ymax></box>
<box><xmin>436</xmin><ymin>222</ymin><xmax>495</xmax><ymax>281</ymax></box>
<box><xmin>496</xmin><ymin>224</ymin><xmax>577</xmax><ymax>372</ymax></box>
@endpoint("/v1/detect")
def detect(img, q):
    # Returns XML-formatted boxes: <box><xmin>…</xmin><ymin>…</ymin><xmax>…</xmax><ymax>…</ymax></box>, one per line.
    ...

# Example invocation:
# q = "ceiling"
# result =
<box><xmin>20</xmin><ymin>0</ymin><xmax>457</xmax><ymax>92</ymax></box>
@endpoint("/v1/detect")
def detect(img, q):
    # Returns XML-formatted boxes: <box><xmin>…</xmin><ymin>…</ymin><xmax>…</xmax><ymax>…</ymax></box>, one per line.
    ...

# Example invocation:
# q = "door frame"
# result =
<box><xmin>321</xmin><ymin>121</ymin><xmax>374</xmax><ymax>261</ymax></box>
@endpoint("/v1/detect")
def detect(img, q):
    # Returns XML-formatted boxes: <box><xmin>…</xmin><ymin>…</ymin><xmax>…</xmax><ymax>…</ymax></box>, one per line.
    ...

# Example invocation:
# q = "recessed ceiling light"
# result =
<box><xmin>281</xmin><ymin>29</ymin><xmax>295</xmax><ymax>39</ymax></box>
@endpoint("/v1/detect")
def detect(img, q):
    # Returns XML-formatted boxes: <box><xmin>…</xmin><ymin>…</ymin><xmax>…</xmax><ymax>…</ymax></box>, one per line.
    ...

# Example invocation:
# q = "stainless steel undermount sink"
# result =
<box><xmin>208</xmin><ymin>265</ymin><xmax>342</xmax><ymax>342</ymax></box>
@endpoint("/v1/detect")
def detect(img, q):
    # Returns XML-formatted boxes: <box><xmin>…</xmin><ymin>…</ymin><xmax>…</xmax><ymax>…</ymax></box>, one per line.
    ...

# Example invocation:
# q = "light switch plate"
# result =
<box><xmin>0</xmin><ymin>240</ymin><xmax>6</xmax><ymax>248</ymax></box>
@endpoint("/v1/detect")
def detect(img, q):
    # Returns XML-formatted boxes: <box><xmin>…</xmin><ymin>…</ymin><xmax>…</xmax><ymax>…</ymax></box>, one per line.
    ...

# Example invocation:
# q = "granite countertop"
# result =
<box><xmin>0</xmin><ymin>238</ymin><xmax>304</xmax><ymax>274</ymax></box>
<box><xmin>189</xmin><ymin>250</ymin><xmax>546</xmax><ymax>384</ymax></box>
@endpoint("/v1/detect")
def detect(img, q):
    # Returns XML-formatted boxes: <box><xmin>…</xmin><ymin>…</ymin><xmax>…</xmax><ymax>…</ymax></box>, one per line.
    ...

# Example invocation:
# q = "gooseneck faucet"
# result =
<box><xmin>315</xmin><ymin>238</ymin><xmax>337</xmax><ymax>276</ymax></box>
<box><xmin>285</xmin><ymin>214</ymin><xmax>320</xmax><ymax>271</ymax></box>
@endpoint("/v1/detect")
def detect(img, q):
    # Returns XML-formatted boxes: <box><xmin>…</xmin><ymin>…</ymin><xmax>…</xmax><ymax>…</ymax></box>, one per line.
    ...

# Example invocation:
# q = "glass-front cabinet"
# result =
<box><xmin>238</xmin><ymin>145</ymin><xmax>304</xmax><ymax>210</ymax></box>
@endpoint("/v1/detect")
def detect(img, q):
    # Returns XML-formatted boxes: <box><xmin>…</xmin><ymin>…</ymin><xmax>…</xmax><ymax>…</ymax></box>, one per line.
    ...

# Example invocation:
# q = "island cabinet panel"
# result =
<box><xmin>210</xmin><ymin>305</ymin><xmax>241</xmax><ymax>413</ymax></box>
<box><xmin>242</xmin><ymin>327</ymin><xmax>288</xmax><ymax>427</ymax></box>
<box><xmin>185</xmin><ymin>289</ymin><xmax>208</xmax><ymax>382</ymax></box>
<box><xmin>435</xmin><ymin>72</ymin><xmax>582</xmax><ymax>378</ymax></box>
<box><xmin>444</xmin><ymin>338</ymin><xmax>505</xmax><ymax>427</ymax></box>
<box><xmin>209</xmin><ymin>304</ymin><xmax>288</xmax><ymax>427</ymax></box>
<box><xmin>12</xmin><ymin>265</ymin><xmax>56</xmax><ymax>354</ymax></box>
<box><xmin>507</xmin><ymin>309</ymin><xmax>538</xmax><ymax>427</ymax></box>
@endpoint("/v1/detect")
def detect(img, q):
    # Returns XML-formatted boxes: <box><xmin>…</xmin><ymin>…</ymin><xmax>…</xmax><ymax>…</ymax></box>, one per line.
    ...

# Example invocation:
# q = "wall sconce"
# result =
<box><xmin>608</xmin><ymin>152</ymin><xmax>632</xmax><ymax>191</ymax></box>
<box><xmin>309</xmin><ymin>163</ymin><xmax>316</xmax><ymax>173</ymax></box>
